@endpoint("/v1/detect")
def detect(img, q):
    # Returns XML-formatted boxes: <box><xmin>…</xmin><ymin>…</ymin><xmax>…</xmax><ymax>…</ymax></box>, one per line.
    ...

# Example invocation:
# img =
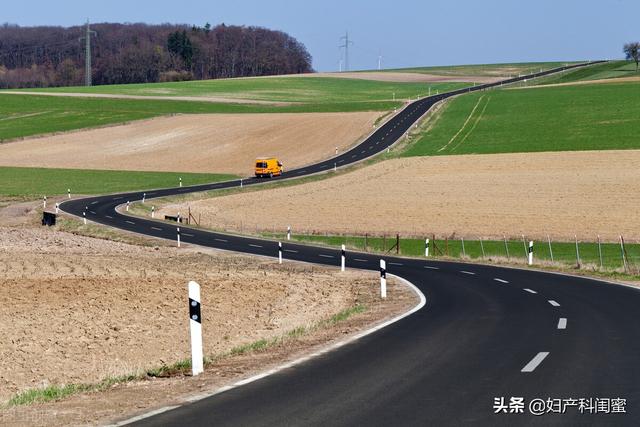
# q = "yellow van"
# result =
<box><xmin>255</xmin><ymin>157</ymin><xmax>283</xmax><ymax>178</ymax></box>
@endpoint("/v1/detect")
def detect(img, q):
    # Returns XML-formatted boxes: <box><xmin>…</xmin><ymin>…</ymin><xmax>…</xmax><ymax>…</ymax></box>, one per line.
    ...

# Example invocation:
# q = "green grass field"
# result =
<box><xmin>381</xmin><ymin>61</ymin><xmax>581</xmax><ymax>77</ymax></box>
<box><xmin>15</xmin><ymin>76</ymin><xmax>467</xmax><ymax>104</ymax></box>
<box><xmin>402</xmin><ymin>81</ymin><xmax>640</xmax><ymax>156</ymax></box>
<box><xmin>0</xmin><ymin>167</ymin><xmax>237</xmax><ymax>197</ymax></box>
<box><xmin>0</xmin><ymin>78</ymin><xmax>469</xmax><ymax>141</ymax></box>
<box><xmin>532</xmin><ymin>60</ymin><xmax>637</xmax><ymax>85</ymax></box>
<box><xmin>263</xmin><ymin>232</ymin><xmax>640</xmax><ymax>272</ymax></box>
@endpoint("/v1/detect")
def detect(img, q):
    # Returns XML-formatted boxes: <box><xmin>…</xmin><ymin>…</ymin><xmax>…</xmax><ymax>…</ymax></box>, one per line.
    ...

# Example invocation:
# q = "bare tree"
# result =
<box><xmin>624</xmin><ymin>42</ymin><xmax>640</xmax><ymax>71</ymax></box>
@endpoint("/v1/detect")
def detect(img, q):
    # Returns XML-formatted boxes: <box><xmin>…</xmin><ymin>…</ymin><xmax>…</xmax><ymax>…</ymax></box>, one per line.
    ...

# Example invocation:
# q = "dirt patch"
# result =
<box><xmin>0</xmin><ymin>112</ymin><xmax>381</xmax><ymax>175</ymax></box>
<box><xmin>310</xmin><ymin>72</ymin><xmax>501</xmax><ymax>84</ymax></box>
<box><xmin>158</xmin><ymin>151</ymin><xmax>640</xmax><ymax>242</ymax></box>
<box><xmin>0</xmin><ymin>91</ymin><xmax>290</xmax><ymax>106</ymax></box>
<box><xmin>0</xmin><ymin>223</ymin><xmax>415</xmax><ymax>425</ymax></box>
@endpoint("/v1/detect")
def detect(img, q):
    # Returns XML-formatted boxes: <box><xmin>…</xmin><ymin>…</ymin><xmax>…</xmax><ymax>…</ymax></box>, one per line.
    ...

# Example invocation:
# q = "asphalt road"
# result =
<box><xmin>59</xmin><ymin>61</ymin><xmax>640</xmax><ymax>426</ymax></box>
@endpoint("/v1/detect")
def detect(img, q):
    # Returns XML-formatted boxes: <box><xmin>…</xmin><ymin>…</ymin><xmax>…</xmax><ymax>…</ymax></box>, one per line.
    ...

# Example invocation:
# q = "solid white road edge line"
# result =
<box><xmin>557</xmin><ymin>318</ymin><xmax>567</xmax><ymax>329</ymax></box>
<box><xmin>110</xmin><ymin>273</ymin><xmax>426</xmax><ymax>427</ymax></box>
<box><xmin>521</xmin><ymin>352</ymin><xmax>550</xmax><ymax>373</ymax></box>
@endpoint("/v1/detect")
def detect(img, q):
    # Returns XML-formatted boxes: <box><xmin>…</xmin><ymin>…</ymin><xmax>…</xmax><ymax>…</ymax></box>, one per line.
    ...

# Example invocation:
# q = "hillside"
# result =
<box><xmin>0</xmin><ymin>22</ymin><xmax>312</xmax><ymax>88</ymax></box>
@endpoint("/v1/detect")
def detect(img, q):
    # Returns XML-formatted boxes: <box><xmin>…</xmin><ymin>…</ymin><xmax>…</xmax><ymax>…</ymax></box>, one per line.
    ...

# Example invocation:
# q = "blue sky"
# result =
<box><xmin>3</xmin><ymin>0</ymin><xmax>638</xmax><ymax>71</ymax></box>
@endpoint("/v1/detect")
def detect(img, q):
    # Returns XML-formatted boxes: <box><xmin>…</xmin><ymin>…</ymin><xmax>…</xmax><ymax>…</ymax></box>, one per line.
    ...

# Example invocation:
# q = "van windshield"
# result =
<box><xmin>256</xmin><ymin>162</ymin><xmax>267</xmax><ymax>168</ymax></box>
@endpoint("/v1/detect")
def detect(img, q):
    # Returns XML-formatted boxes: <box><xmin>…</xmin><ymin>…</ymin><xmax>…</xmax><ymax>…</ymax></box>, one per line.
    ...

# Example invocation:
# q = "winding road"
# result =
<box><xmin>60</xmin><ymin>62</ymin><xmax>639</xmax><ymax>426</ymax></box>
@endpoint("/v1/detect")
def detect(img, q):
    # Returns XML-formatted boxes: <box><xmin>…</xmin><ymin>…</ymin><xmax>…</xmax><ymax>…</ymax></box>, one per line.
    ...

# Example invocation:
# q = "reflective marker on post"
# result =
<box><xmin>177</xmin><ymin>227</ymin><xmax>181</xmax><ymax>247</ymax></box>
<box><xmin>380</xmin><ymin>259</ymin><xmax>387</xmax><ymax>298</ymax></box>
<box><xmin>278</xmin><ymin>241</ymin><xmax>282</xmax><ymax>264</ymax></box>
<box><xmin>188</xmin><ymin>281</ymin><xmax>204</xmax><ymax>376</ymax></box>
<box><xmin>528</xmin><ymin>241</ymin><xmax>534</xmax><ymax>265</ymax></box>
<box><xmin>425</xmin><ymin>238</ymin><xmax>430</xmax><ymax>257</ymax></box>
<box><xmin>341</xmin><ymin>244</ymin><xmax>346</xmax><ymax>272</ymax></box>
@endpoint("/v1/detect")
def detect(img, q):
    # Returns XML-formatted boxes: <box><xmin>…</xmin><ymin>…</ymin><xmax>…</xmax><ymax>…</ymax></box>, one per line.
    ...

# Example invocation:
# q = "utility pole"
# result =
<box><xmin>339</xmin><ymin>31</ymin><xmax>353</xmax><ymax>72</ymax></box>
<box><xmin>79</xmin><ymin>20</ymin><xmax>97</xmax><ymax>86</ymax></box>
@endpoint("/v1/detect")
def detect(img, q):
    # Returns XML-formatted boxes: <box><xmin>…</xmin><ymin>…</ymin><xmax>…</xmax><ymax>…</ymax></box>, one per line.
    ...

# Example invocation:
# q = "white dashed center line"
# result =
<box><xmin>521</xmin><ymin>352</ymin><xmax>550</xmax><ymax>372</ymax></box>
<box><xmin>494</xmin><ymin>278</ymin><xmax>509</xmax><ymax>283</ymax></box>
<box><xmin>548</xmin><ymin>300</ymin><xmax>561</xmax><ymax>307</ymax></box>
<box><xmin>557</xmin><ymin>318</ymin><xmax>567</xmax><ymax>329</ymax></box>
<box><xmin>523</xmin><ymin>288</ymin><xmax>537</xmax><ymax>294</ymax></box>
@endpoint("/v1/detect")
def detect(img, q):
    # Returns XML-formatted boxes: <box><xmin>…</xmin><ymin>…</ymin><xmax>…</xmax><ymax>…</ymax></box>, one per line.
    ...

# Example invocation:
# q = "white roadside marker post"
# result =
<box><xmin>43</xmin><ymin>196</ymin><xmax>47</xmax><ymax>209</ymax></box>
<box><xmin>151</xmin><ymin>206</ymin><xmax>155</xmax><ymax>219</ymax></box>
<box><xmin>287</xmin><ymin>226</ymin><xmax>291</xmax><ymax>241</ymax></box>
<box><xmin>278</xmin><ymin>241</ymin><xmax>283</xmax><ymax>264</ymax></box>
<box><xmin>528</xmin><ymin>241</ymin><xmax>534</xmax><ymax>265</ymax></box>
<box><xmin>425</xmin><ymin>238</ymin><xmax>430</xmax><ymax>257</ymax></box>
<box><xmin>188</xmin><ymin>281</ymin><xmax>204</xmax><ymax>376</ymax></box>
<box><xmin>380</xmin><ymin>260</ymin><xmax>387</xmax><ymax>298</ymax></box>
<box><xmin>67</xmin><ymin>188</ymin><xmax>71</xmax><ymax>199</ymax></box>
<box><xmin>341</xmin><ymin>244</ymin><xmax>346</xmax><ymax>272</ymax></box>
<box><xmin>177</xmin><ymin>227</ymin><xmax>181</xmax><ymax>247</ymax></box>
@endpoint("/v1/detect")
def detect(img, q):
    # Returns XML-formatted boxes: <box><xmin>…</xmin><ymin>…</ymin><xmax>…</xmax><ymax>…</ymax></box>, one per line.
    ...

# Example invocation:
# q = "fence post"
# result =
<box><xmin>547</xmin><ymin>235</ymin><xmax>554</xmax><ymax>263</ymax></box>
<box><xmin>528</xmin><ymin>241</ymin><xmax>533</xmax><ymax>265</ymax></box>
<box><xmin>341</xmin><ymin>244</ymin><xmax>346</xmax><ymax>271</ymax></box>
<box><xmin>380</xmin><ymin>260</ymin><xmax>387</xmax><ymax>298</ymax></box>
<box><xmin>597</xmin><ymin>235</ymin><xmax>603</xmax><ymax>269</ymax></box>
<box><xmin>188</xmin><ymin>281</ymin><xmax>204</xmax><ymax>376</ymax></box>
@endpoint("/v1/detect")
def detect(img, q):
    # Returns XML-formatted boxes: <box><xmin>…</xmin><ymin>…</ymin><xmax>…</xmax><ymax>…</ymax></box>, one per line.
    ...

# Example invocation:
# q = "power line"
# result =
<box><xmin>339</xmin><ymin>31</ymin><xmax>353</xmax><ymax>72</ymax></box>
<box><xmin>78</xmin><ymin>19</ymin><xmax>97</xmax><ymax>86</ymax></box>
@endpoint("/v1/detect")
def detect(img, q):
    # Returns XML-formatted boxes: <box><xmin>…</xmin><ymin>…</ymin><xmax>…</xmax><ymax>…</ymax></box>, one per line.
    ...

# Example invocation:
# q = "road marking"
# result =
<box><xmin>214</xmin><ymin>238</ymin><xmax>228</xmax><ymax>243</ymax></box>
<box><xmin>557</xmin><ymin>318</ymin><xmax>567</xmax><ymax>329</ymax></box>
<box><xmin>125</xmin><ymin>220</ymin><xmax>135</xmax><ymax>225</ymax></box>
<box><xmin>523</xmin><ymin>288</ymin><xmax>537</xmax><ymax>294</ymax></box>
<box><xmin>284</xmin><ymin>249</ymin><xmax>298</xmax><ymax>253</ymax></box>
<box><xmin>151</xmin><ymin>227</ymin><xmax>163</xmax><ymax>231</ymax></box>
<box><xmin>105</xmin><ymin>215</ymin><xmax>113</xmax><ymax>219</ymax></box>
<box><xmin>389</xmin><ymin>262</ymin><xmax>403</xmax><ymax>266</ymax></box>
<box><xmin>494</xmin><ymin>278</ymin><xmax>509</xmax><ymax>283</ymax></box>
<box><xmin>249</xmin><ymin>244</ymin><xmax>263</xmax><ymax>248</ymax></box>
<box><xmin>548</xmin><ymin>300</ymin><xmax>561</xmax><ymax>307</ymax></box>
<box><xmin>424</xmin><ymin>266</ymin><xmax>439</xmax><ymax>270</ymax></box>
<box><xmin>461</xmin><ymin>270</ymin><xmax>475</xmax><ymax>275</ymax></box>
<box><xmin>521</xmin><ymin>352</ymin><xmax>550</xmax><ymax>372</ymax></box>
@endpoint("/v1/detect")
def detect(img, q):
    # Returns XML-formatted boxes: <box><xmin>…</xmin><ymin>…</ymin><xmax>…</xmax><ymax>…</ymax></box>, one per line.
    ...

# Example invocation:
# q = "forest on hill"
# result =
<box><xmin>0</xmin><ymin>22</ymin><xmax>313</xmax><ymax>88</ymax></box>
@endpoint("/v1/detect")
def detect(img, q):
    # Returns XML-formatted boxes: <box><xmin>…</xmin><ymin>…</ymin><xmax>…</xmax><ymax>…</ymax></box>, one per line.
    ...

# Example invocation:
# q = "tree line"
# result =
<box><xmin>0</xmin><ymin>22</ymin><xmax>313</xmax><ymax>88</ymax></box>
